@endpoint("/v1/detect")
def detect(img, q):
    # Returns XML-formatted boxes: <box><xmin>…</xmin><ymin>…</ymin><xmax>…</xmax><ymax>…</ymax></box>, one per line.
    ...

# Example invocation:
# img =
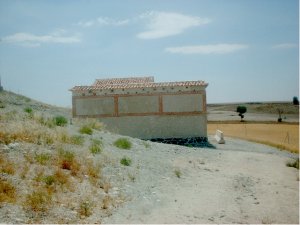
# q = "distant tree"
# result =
<box><xmin>293</xmin><ymin>96</ymin><xmax>299</xmax><ymax>105</ymax></box>
<box><xmin>237</xmin><ymin>106</ymin><xmax>247</xmax><ymax>122</ymax></box>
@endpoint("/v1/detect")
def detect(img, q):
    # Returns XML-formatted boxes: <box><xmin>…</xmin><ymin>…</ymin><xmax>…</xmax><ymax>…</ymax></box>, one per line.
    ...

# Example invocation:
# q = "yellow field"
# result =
<box><xmin>208</xmin><ymin>123</ymin><xmax>299</xmax><ymax>153</ymax></box>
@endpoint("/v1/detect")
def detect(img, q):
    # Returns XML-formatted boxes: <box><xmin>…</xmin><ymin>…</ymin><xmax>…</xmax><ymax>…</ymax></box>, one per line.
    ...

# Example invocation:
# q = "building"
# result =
<box><xmin>70</xmin><ymin>76</ymin><xmax>208</xmax><ymax>146</ymax></box>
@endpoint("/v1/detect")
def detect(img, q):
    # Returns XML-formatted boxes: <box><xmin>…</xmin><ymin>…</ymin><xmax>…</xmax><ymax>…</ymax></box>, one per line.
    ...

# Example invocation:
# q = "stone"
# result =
<box><xmin>215</xmin><ymin>130</ymin><xmax>225</xmax><ymax>144</ymax></box>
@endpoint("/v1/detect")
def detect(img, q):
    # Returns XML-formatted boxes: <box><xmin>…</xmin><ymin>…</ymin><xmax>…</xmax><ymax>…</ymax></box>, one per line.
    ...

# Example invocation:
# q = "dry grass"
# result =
<box><xmin>0</xmin><ymin>179</ymin><xmax>16</xmax><ymax>203</ymax></box>
<box><xmin>24</xmin><ymin>188</ymin><xmax>52</xmax><ymax>212</ymax></box>
<box><xmin>208</xmin><ymin>123</ymin><xmax>299</xmax><ymax>153</ymax></box>
<box><xmin>0</xmin><ymin>154</ymin><xmax>15</xmax><ymax>175</ymax></box>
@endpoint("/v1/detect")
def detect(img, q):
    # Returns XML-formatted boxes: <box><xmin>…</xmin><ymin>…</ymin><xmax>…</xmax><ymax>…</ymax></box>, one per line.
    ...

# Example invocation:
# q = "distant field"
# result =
<box><xmin>208</xmin><ymin>123</ymin><xmax>299</xmax><ymax>153</ymax></box>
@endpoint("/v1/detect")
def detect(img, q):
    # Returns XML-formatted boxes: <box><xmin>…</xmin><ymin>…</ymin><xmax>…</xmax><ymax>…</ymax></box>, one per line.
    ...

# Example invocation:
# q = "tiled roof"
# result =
<box><xmin>70</xmin><ymin>79</ymin><xmax>208</xmax><ymax>92</ymax></box>
<box><xmin>93</xmin><ymin>76</ymin><xmax>154</xmax><ymax>86</ymax></box>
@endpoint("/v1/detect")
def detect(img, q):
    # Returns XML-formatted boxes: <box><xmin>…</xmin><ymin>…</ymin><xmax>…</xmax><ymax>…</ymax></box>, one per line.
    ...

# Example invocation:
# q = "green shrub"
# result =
<box><xmin>89</xmin><ymin>139</ymin><xmax>103</xmax><ymax>154</ymax></box>
<box><xmin>24</xmin><ymin>107</ymin><xmax>33</xmax><ymax>114</ymax></box>
<box><xmin>54</xmin><ymin>116</ymin><xmax>68</xmax><ymax>127</ymax></box>
<box><xmin>114</xmin><ymin>138</ymin><xmax>132</xmax><ymax>150</ymax></box>
<box><xmin>120</xmin><ymin>157</ymin><xmax>132</xmax><ymax>166</ymax></box>
<box><xmin>237</xmin><ymin>105</ymin><xmax>247</xmax><ymax>121</ymax></box>
<box><xmin>79</xmin><ymin>125</ymin><xmax>93</xmax><ymax>135</ymax></box>
<box><xmin>175</xmin><ymin>169</ymin><xmax>181</xmax><ymax>178</ymax></box>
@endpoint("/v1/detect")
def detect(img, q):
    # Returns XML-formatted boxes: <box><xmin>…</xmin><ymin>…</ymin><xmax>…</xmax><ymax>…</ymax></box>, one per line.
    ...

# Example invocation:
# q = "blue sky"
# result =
<box><xmin>0</xmin><ymin>0</ymin><xmax>298</xmax><ymax>107</ymax></box>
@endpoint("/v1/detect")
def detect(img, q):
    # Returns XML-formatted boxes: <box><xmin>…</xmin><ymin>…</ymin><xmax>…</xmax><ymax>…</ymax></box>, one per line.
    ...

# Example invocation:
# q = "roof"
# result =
<box><xmin>70</xmin><ymin>76</ymin><xmax>208</xmax><ymax>92</ymax></box>
<box><xmin>93</xmin><ymin>76</ymin><xmax>154</xmax><ymax>86</ymax></box>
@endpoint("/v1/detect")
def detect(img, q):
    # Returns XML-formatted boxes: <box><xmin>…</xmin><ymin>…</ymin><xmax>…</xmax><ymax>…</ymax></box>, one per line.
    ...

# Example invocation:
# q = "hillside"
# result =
<box><xmin>0</xmin><ymin>91</ymin><xmax>299</xmax><ymax>224</ymax></box>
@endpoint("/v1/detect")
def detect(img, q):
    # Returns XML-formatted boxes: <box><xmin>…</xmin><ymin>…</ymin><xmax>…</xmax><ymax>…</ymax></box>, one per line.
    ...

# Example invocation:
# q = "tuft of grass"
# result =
<box><xmin>54</xmin><ymin>116</ymin><xmax>68</xmax><ymax>127</ymax></box>
<box><xmin>24</xmin><ymin>107</ymin><xmax>33</xmax><ymax>114</ymax></box>
<box><xmin>79</xmin><ymin>125</ymin><xmax>93</xmax><ymax>135</ymax></box>
<box><xmin>70</xmin><ymin>135</ymin><xmax>85</xmax><ymax>145</ymax></box>
<box><xmin>114</xmin><ymin>138</ymin><xmax>132</xmax><ymax>150</ymax></box>
<box><xmin>24</xmin><ymin>189</ymin><xmax>52</xmax><ymax>212</ymax></box>
<box><xmin>120</xmin><ymin>157</ymin><xmax>132</xmax><ymax>166</ymax></box>
<box><xmin>43</xmin><ymin>175</ymin><xmax>55</xmax><ymax>186</ymax></box>
<box><xmin>89</xmin><ymin>139</ymin><xmax>103</xmax><ymax>155</ymax></box>
<box><xmin>34</xmin><ymin>153</ymin><xmax>51</xmax><ymax>165</ymax></box>
<box><xmin>174</xmin><ymin>169</ymin><xmax>181</xmax><ymax>178</ymax></box>
<box><xmin>0</xmin><ymin>179</ymin><xmax>16</xmax><ymax>203</ymax></box>
<box><xmin>58</xmin><ymin>149</ymin><xmax>80</xmax><ymax>176</ymax></box>
<box><xmin>286</xmin><ymin>158</ymin><xmax>299</xmax><ymax>169</ymax></box>
<box><xmin>0</xmin><ymin>156</ymin><xmax>15</xmax><ymax>175</ymax></box>
<box><xmin>79</xmin><ymin>199</ymin><xmax>93</xmax><ymax>217</ymax></box>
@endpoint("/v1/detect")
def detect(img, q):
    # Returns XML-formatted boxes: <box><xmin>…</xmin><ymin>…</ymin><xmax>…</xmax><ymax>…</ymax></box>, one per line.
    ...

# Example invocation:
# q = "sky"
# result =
<box><xmin>0</xmin><ymin>0</ymin><xmax>299</xmax><ymax>107</ymax></box>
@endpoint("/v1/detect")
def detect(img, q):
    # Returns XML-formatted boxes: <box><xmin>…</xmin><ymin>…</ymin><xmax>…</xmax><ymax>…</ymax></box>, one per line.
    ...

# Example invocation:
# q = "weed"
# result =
<box><xmin>34</xmin><ymin>153</ymin><xmax>51</xmax><ymax>165</ymax></box>
<box><xmin>54</xmin><ymin>116</ymin><xmax>68</xmax><ymax>127</ymax></box>
<box><xmin>24</xmin><ymin>107</ymin><xmax>33</xmax><ymax>114</ymax></box>
<box><xmin>0</xmin><ymin>156</ymin><xmax>15</xmax><ymax>175</ymax></box>
<box><xmin>128</xmin><ymin>173</ymin><xmax>136</xmax><ymax>182</ymax></box>
<box><xmin>120</xmin><ymin>157</ymin><xmax>132</xmax><ymax>166</ymax></box>
<box><xmin>175</xmin><ymin>169</ymin><xmax>181</xmax><ymax>178</ymax></box>
<box><xmin>114</xmin><ymin>138</ymin><xmax>132</xmax><ymax>150</ymax></box>
<box><xmin>286</xmin><ymin>158</ymin><xmax>299</xmax><ymax>169</ymax></box>
<box><xmin>0</xmin><ymin>179</ymin><xmax>16</xmax><ymax>203</ymax></box>
<box><xmin>89</xmin><ymin>139</ymin><xmax>103</xmax><ymax>155</ymax></box>
<box><xmin>24</xmin><ymin>189</ymin><xmax>52</xmax><ymax>212</ymax></box>
<box><xmin>103</xmin><ymin>182</ymin><xmax>111</xmax><ymax>194</ymax></box>
<box><xmin>0</xmin><ymin>101</ymin><xmax>5</xmax><ymax>108</ymax></box>
<box><xmin>53</xmin><ymin>169</ymin><xmax>70</xmax><ymax>187</ymax></box>
<box><xmin>79</xmin><ymin>125</ymin><xmax>93</xmax><ymax>135</ymax></box>
<box><xmin>43</xmin><ymin>175</ymin><xmax>55</xmax><ymax>186</ymax></box>
<box><xmin>70</xmin><ymin>135</ymin><xmax>85</xmax><ymax>145</ymax></box>
<box><xmin>58</xmin><ymin>149</ymin><xmax>80</xmax><ymax>176</ymax></box>
<box><xmin>79</xmin><ymin>199</ymin><xmax>93</xmax><ymax>217</ymax></box>
<box><xmin>86</xmin><ymin>162</ymin><xmax>101</xmax><ymax>185</ymax></box>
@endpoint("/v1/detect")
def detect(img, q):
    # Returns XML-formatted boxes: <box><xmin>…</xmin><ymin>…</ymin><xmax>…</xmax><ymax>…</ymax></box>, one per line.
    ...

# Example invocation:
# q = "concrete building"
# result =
<box><xmin>70</xmin><ymin>76</ymin><xmax>208</xmax><ymax>145</ymax></box>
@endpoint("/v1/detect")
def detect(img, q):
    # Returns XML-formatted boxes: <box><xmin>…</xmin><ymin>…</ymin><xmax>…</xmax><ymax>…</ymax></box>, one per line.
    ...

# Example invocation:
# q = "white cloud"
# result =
<box><xmin>1</xmin><ymin>32</ymin><xmax>81</xmax><ymax>47</ymax></box>
<box><xmin>165</xmin><ymin>44</ymin><xmax>249</xmax><ymax>54</ymax></box>
<box><xmin>272</xmin><ymin>43</ymin><xmax>298</xmax><ymax>49</ymax></box>
<box><xmin>78</xmin><ymin>17</ymin><xmax>129</xmax><ymax>27</ymax></box>
<box><xmin>137</xmin><ymin>11</ymin><xmax>211</xmax><ymax>39</ymax></box>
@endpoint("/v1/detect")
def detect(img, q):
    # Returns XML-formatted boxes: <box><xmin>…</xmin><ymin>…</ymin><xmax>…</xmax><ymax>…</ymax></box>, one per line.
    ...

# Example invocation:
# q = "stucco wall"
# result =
<box><xmin>100</xmin><ymin>115</ymin><xmax>207</xmax><ymax>139</ymax></box>
<box><xmin>72</xmin><ymin>85</ymin><xmax>207</xmax><ymax>139</ymax></box>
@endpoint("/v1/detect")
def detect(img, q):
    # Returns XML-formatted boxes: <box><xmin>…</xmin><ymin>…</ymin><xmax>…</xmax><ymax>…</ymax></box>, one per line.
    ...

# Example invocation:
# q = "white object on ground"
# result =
<box><xmin>215</xmin><ymin>129</ymin><xmax>225</xmax><ymax>144</ymax></box>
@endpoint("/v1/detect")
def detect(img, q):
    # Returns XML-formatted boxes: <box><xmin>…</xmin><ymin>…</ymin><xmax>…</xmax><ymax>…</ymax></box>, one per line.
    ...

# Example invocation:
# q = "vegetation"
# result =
<box><xmin>24</xmin><ymin>107</ymin><xmax>33</xmax><ymax>114</ymax></box>
<box><xmin>236</xmin><ymin>105</ymin><xmax>247</xmax><ymax>121</ymax></box>
<box><xmin>89</xmin><ymin>139</ymin><xmax>103</xmax><ymax>154</ymax></box>
<box><xmin>24</xmin><ymin>189</ymin><xmax>52</xmax><ymax>212</ymax></box>
<box><xmin>175</xmin><ymin>169</ymin><xmax>181</xmax><ymax>178</ymax></box>
<box><xmin>0</xmin><ymin>179</ymin><xmax>16</xmax><ymax>203</ymax></box>
<box><xmin>54</xmin><ymin>116</ymin><xmax>68</xmax><ymax>127</ymax></box>
<box><xmin>34</xmin><ymin>153</ymin><xmax>51</xmax><ymax>165</ymax></box>
<box><xmin>120</xmin><ymin>157</ymin><xmax>132</xmax><ymax>166</ymax></box>
<box><xmin>114</xmin><ymin>138</ymin><xmax>132</xmax><ymax>150</ymax></box>
<box><xmin>79</xmin><ymin>199</ymin><xmax>93</xmax><ymax>217</ymax></box>
<box><xmin>79</xmin><ymin>125</ymin><xmax>93</xmax><ymax>135</ymax></box>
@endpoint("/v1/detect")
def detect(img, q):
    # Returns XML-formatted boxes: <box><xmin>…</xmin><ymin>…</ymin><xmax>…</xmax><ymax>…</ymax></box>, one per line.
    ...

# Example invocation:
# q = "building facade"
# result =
<box><xmin>70</xmin><ymin>76</ymin><xmax>208</xmax><ymax>143</ymax></box>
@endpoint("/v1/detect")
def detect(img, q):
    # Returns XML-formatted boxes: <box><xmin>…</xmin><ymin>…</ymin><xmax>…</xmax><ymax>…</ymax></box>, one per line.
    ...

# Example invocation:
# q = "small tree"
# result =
<box><xmin>293</xmin><ymin>96</ymin><xmax>299</xmax><ymax>105</ymax></box>
<box><xmin>237</xmin><ymin>106</ymin><xmax>247</xmax><ymax>122</ymax></box>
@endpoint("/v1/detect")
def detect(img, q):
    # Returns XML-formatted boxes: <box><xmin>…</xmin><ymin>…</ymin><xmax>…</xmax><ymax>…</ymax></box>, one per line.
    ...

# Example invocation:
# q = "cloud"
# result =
<box><xmin>165</xmin><ymin>44</ymin><xmax>249</xmax><ymax>54</ymax></box>
<box><xmin>137</xmin><ymin>11</ymin><xmax>211</xmax><ymax>39</ymax></box>
<box><xmin>272</xmin><ymin>43</ymin><xmax>298</xmax><ymax>49</ymax></box>
<box><xmin>1</xmin><ymin>31</ymin><xmax>81</xmax><ymax>47</ymax></box>
<box><xmin>78</xmin><ymin>17</ymin><xmax>129</xmax><ymax>27</ymax></box>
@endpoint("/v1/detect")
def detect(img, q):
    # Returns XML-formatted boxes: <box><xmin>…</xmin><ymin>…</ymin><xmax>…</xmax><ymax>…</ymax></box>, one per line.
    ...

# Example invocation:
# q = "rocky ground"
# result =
<box><xmin>0</xmin><ymin>91</ymin><xmax>299</xmax><ymax>224</ymax></box>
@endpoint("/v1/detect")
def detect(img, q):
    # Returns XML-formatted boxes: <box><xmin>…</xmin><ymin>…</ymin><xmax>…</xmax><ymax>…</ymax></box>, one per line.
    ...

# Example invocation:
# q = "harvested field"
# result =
<box><xmin>208</xmin><ymin>123</ymin><xmax>299</xmax><ymax>153</ymax></box>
